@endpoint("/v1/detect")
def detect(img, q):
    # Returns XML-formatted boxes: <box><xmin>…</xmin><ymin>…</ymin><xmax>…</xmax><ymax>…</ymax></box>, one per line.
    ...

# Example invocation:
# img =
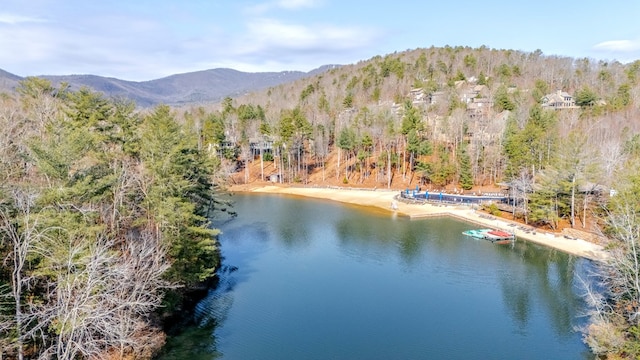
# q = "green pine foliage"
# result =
<box><xmin>503</xmin><ymin>105</ymin><xmax>558</xmax><ymax>179</ymax></box>
<box><xmin>574</xmin><ymin>86</ymin><xmax>598</xmax><ymax>107</ymax></box>
<box><xmin>528</xmin><ymin>170</ymin><xmax>565</xmax><ymax>230</ymax></box>
<box><xmin>139</xmin><ymin>105</ymin><xmax>220</xmax><ymax>285</ymax></box>
<box><xmin>494</xmin><ymin>85</ymin><xmax>516</xmax><ymax>112</ymax></box>
<box><xmin>337</xmin><ymin>127</ymin><xmax>356</xmax><ymax>151</ymax></box>
<box><xmin>0</xmin><ymin>83</ymin><xmax>224</xmax><ymax>357</ymax></box>
<box><xmin>458</xmin><ymin>144</ymin><xmax>474</xmax><ymax>190</ymax></box>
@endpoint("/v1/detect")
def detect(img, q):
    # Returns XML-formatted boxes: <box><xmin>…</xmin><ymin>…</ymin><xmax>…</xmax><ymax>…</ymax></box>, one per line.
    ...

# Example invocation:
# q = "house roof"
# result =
<box><xmin>542</xmin><ymin>90</ymin><xmax>576</xmax><ymax>107</ymax></box>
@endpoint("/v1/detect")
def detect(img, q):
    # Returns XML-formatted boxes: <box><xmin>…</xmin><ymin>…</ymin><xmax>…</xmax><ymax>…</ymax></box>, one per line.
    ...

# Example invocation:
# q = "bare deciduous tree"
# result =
<box><xmin>32</xmin><ymin>229</ymin><xmax>171</xmax><ymax>359</ymax></box>
<box><xmin>0</xmin><ymin>189</ymin><xmax>46</xmax><ymax>360</ymax></box>
<box><xmin>582</xmin><ymin>169</ymin><xmax>640</xmax><ymax>356</ymax></box>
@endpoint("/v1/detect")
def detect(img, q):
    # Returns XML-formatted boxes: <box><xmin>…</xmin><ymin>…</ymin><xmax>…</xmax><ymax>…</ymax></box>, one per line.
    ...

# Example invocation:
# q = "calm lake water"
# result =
<box><xmin>159</xmin><ymin>193</ymin><xmax>594</xmax><ymax>360</ymax></box>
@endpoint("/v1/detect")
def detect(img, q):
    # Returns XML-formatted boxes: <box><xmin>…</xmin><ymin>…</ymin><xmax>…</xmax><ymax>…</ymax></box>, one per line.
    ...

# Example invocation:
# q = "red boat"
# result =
<box><xmin>487</xmin><ymin>230</ymin><xmax>514</xmax><ymax>239</ymax></box>
<box><xmin>462</xmin><ymin>228</ymin><xmax>515</xmax><ymax>244</ymax></box>
<box><xmin>485</xmin><ymin>230</ymin><xmax>515</xmax><ymax>244</ymax></box>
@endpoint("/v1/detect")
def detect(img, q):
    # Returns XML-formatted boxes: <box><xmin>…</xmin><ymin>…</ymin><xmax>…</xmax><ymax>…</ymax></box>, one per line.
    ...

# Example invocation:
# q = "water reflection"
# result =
<box><xmin>334</xmin><ymin>213</ymin><xmax>431</xmax><ymax>266</ymax></box>
<box><xmin>498</xmin><ymin>242</ymin><xmax>588</xmax><ymax>340</ymax></box>
<box><xmin>159</xmin><ymin>194</ymin><xmax>593</xmax><ymax>359</ymax></box>
<box><xmin>160</xmin><ymin>324</ymin><xmax>219</xmax><ymax>360</ymax></box>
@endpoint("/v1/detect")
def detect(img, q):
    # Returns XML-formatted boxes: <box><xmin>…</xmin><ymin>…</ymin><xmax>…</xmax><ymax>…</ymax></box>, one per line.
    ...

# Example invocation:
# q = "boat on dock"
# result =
<box><xmin>462</xmin><ymin>229</ymin><xmax>493</xmax><ymax>239</ymax></box>
<box><xmin>462</xmin><ymin>228</ymin><xmax>515</xmax><ymax>243</ymax></box>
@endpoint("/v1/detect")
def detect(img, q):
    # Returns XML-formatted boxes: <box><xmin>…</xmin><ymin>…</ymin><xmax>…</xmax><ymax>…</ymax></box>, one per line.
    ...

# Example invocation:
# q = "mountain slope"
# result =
<box><xmin>0</xmin><ymin>66</ymin><xmax>338</xmax><ymax>107</ymax></box>
<box><xmin>0</xmin><ymin>69</ymin><xmax>22</xmax><ymax>93</ymax></box>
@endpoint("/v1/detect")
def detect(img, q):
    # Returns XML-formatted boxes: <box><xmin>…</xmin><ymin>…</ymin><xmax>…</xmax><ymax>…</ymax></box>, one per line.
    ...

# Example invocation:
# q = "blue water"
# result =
<box><xmin>160</xmin><ymin>193</ymin><xmax>594</xmax><ymax>359</ymax></box>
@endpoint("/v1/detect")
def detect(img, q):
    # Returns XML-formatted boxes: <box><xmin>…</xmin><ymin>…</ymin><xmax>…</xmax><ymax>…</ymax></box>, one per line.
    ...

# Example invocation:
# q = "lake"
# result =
<box><xmin>159</xmin><ymin>193</ymin><xmax>594</xmax><ymax>359</ymax></box>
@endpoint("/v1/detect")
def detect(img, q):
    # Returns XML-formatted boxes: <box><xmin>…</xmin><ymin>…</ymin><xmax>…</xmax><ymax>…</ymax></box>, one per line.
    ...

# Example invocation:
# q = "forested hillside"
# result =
<box><xmin>1</xmin><ymin>45</ymin><xmax>640</xmax><ymax>358</ymax></box>
<box><xmin>180</xmin><ymin>46</ymin><xmax>640</xmax><ymax>230</ymax></box>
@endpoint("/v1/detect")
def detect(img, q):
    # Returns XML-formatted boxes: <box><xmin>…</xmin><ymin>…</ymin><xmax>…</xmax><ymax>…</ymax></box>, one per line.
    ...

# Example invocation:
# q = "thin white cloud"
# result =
<box><xmin>276</xmin><ymin>0</ymin><xmax>322</xmax><ymax>9</ymax></box>
<box><xmin>0</xmin><ymin>11</ymin><xmax>178</xmax><ymax>79</ymax></box>
<box><xmin>240</xmin><ymin>18</ymin><xmax>376</xmax><ymax>53</ymax></box>
<box><xmin>199</xmin><ymin>17</ymin><xmax>383</xmax><ymax>75</ymax></box>
<box><xmin>593</xmin><ymin>39</ymin><xmax>640</xmax><ymax>52</ymax></box>
<box><xmin>0</xmin><ymin>13</ymin><xmax>45</xmax><ymax>24</ymax></box>
<box><xmin>0</xmin><ymin>25</ymin><xmax>59</xmax><ymax>63</ymax></box>
<box><xmin>0</xmin><ymin>2</ymin><xmax>380</xmax><ymax>80</ymax></box>
<box><xmin>246</xmin><ymin>0</ymin><xmax>321</xmax><ymax>14</ymax></box>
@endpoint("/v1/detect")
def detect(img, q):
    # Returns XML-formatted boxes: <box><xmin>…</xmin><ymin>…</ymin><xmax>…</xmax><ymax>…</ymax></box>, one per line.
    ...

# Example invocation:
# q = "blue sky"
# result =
<box><xmin>1</xmin><ymin>0</ymin><xmax>639</xmax><ymax>81</ymax></box>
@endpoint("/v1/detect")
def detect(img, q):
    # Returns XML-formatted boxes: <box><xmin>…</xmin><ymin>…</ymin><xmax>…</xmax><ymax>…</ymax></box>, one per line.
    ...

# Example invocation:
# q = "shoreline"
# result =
<box><xmin>230</xmin><ymin>184</ymin><xmax>609</xmax><ymax>262</ymax></box>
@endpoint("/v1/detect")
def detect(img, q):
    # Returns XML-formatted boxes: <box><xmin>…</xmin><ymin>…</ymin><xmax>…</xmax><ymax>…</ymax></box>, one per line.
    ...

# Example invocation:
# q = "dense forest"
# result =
<box><xmin>184</xmin><ymin>46</ymin><xmax>640</xmax><ymax>232</ymax></box>
<box><xmin>0</xmin><ymin>78</ymin><xmax>231</xmax><ymax>358</ymax></box>
<box><xmin>1</xmin><ymin>46</ymin><xmax>640</xmax><ymax>358</ymax></box>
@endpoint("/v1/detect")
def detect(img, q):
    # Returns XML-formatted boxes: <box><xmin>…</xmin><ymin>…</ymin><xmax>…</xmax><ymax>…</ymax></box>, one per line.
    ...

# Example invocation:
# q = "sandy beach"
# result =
<box><xmin>232</xmin><ymin>184</ymin><xmax>609</xmax><ymax>262</ymax></box>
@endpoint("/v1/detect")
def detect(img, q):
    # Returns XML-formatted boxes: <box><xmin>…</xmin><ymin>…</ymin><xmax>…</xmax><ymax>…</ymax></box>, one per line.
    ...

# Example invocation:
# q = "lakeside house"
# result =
<box><xmin>541</xmin><ymin>90</ymin><xmax>579</xmax><ymax>109</ymax></box>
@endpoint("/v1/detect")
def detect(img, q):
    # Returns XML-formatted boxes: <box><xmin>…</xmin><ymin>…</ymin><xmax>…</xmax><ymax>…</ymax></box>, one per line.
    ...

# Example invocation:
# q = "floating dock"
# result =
<box><xmin>462</xmin><ymin>228</ymin><xmax>515</xmax><ymax>244</ymax></box>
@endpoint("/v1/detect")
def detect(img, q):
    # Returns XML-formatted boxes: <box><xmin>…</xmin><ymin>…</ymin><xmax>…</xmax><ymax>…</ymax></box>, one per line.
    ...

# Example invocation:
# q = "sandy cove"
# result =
<box><xmin>231</xmin><ymin>184</ymin><xmax>609</xmax><ymax>262</ymax></box>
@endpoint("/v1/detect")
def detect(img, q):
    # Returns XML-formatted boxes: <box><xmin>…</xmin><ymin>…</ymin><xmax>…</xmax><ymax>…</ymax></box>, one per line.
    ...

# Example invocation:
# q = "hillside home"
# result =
<box><xmin>250</xmin><ymin>137</ymin><xmax>274</xmax><ymax>157</ymax></box>
<box><xmin>466</xmin><ymin>97</ymin><xmax>493</xmax><ymax>118</ymax></box>
<box><xmin>541</xmin><ymin>90</ymin><xmax>578</xmax><ymax>109</ymax></box>
<box><xmin>466</xmin><ymin>110</ymin><xmax>510</xmax><ymax>141</ymax></box>
<box><xmin>409</xmin><ymin>88</ymin><xmax>426</xmax><ymax>104</ymax></box>
<box><xmin>461</xmin><ymin>83</ymin><xmax>491</xmax><ymax>119</ymax></box>
<box><xmin>391</xmin><ymin>102</ymin><xmax>404</xmax><ymax>115</ymax></box>
<box><xmin>460</xmin><ymin>84</ymin><xmax>488</xmax><ymax>104</ymax></box>
<box><xmin>428</xmin><ymin>91</ymin><xmax>447</xmax><ymax>105</ymax></box>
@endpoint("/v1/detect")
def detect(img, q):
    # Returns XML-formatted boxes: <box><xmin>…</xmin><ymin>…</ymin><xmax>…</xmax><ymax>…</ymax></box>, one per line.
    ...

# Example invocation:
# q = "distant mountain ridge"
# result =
<box><xmin>0</xmin><ymin>65</ymin><xmax>339</xmax><ymax>107</ymax></box>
